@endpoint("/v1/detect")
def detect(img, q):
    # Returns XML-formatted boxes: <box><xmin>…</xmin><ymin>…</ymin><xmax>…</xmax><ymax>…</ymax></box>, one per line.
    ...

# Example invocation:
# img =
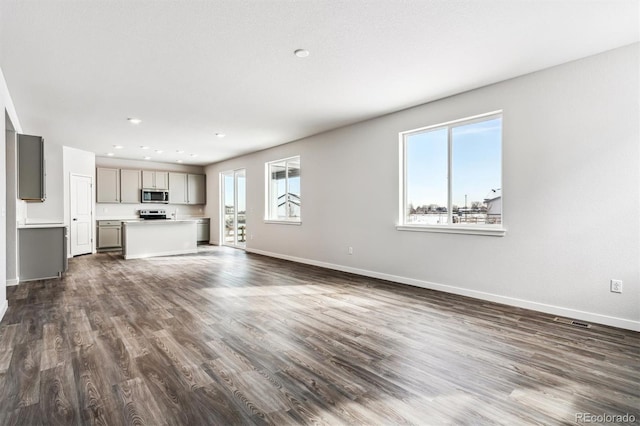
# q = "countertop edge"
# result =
<box><xmin>18</xmin><ymin>224</ymin><xmax>67</xmax><ymax>229</ymax></box>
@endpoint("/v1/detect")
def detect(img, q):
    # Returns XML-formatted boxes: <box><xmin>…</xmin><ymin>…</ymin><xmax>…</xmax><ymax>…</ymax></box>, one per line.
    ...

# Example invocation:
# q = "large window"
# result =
<box><xmin>399</xmin><ymin>112</ymin><xmax>504</xmax><ymax>236</ymax></box>
<box><xmin>266</xmin><ymin>156</ymin><xmax>300</xmax><ymax>222</ymax></box>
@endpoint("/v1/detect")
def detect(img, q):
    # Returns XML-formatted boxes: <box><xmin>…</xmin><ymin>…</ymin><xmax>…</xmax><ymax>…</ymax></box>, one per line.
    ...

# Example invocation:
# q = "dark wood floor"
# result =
<box><xmin>0</xmin><ymin>246</ymin><xmax>638</xmax><ymax>425</ymax></box>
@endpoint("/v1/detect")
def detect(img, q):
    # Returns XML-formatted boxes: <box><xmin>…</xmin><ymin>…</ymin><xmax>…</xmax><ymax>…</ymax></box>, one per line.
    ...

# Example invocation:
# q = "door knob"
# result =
<box><xmin>72</xmin><ymin>218</ymin><xmax>78</xmax><ymax>221</ymax></box>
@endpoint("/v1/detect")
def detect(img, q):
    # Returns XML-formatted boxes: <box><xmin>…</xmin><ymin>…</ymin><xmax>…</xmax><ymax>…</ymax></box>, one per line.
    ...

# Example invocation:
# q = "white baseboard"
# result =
<box><xmin>246</xmin><ymin>248</ymin><xmax>640</xmax><ymax>332</ymax></box>
<box><xmin>6</xmin><ymin>278</ymin><xmax>18</xmax><ymax>286</ymax></box>
<box><xmin>0</xmin><ymin>300</ymin><xmax>7</xmax><ymax>322</ymax></box>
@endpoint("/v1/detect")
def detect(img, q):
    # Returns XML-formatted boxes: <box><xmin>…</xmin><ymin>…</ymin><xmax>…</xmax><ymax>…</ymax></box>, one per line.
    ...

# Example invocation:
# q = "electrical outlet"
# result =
<box><xmin>348</xmin><ymin>246</ymin><xmax>353</xmax><ymax>255</ymax></box>
<box><xmin>610</xmin><ymin>279</ymin><xmax>623</xmax><ymax>293</ymax></box>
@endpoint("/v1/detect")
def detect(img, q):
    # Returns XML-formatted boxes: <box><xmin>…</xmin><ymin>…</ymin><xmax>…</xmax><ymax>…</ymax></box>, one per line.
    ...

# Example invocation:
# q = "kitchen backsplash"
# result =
<box><xmin>95</xmin><ymin>203</ymin><xmax>205</xmax><ymax>219</ymax></box>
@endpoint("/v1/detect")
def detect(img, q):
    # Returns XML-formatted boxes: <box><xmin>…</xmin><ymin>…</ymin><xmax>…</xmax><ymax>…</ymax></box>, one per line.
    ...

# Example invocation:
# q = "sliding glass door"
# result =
<box><xmin>221</xmin><ymin>169</ymin><xmax>246</xmax><ymax>247</ymax></box>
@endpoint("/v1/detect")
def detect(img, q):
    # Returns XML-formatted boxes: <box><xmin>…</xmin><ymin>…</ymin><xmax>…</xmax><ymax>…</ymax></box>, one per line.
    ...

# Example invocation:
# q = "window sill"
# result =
<box><xmin>264</xmin><ymin>219</ymin><xmax>302</xmax><ymax>226</ymax></box>
<box><xmin>396</xmin><ymin>224</ymin><xmax>506</xmax><ymax>237</ymax></box>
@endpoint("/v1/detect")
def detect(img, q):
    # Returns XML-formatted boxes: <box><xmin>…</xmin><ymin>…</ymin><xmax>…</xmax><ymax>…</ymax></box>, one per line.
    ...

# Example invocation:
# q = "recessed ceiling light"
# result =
<box><xmin>113</xmin><ymin>145</ymin><xmax>123</xmax><ymax>149</ymax></box>
<box><xmin>176</xmin><ymin>160</ymin><xmax>183</xmax><ymax>163</ymax></box>
<box><xmin>128</xmin><ymin>117</ymin><xmax>142</xmax><ymax>124</ymax></box>
<box><xmin>215</xmin><ymin>133</ymin><xmax>225</xmax><ymax>138</ymax></box>
<box><xmin>176</xmin><ymin>150</ymin><xmax>184</xmax><ymax>154</ymax></box>
<box><xmin>140</xmin><ymin>146</ymin><xmax>149</xmax><ymax>150</ymax></box>
<box><xmin>155</xmin><ymin>150</ymin><xmax>163</xmax><ymax>154</ymax></box>
<box><xmin>143</xmin><ymin>156</ymin><xmax>151</xmax><ymax>160</ymax></box>
<box><xmin>190</xmin><ymin>154</ymin><xmax>198</xmax><ymax>157</ymax></box>
<box><xmin>294</xmin><ymin>49</ymin><xmax>309</xmax><ymax>58</ymax></box>
<box><xmin>106</xmin><ymin>152</ymin><xmax>114</xmax><ymax>156</ymax></box>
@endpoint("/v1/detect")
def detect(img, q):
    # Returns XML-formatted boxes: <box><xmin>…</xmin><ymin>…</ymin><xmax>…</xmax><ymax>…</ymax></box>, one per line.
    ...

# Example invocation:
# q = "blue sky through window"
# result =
<box><xmin>406</xmin><ymin>117</ymin><xmax>501</xmax><ymax>208</ymax></box>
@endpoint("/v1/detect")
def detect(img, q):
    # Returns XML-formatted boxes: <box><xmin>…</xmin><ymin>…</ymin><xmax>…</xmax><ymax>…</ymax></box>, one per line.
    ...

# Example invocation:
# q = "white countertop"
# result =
<box><xmin>97</xmin><ymin>216</ymin><xmax>208</xmax><ymax>221</ymax></box>
<box><xmin>18</xmin><ymin>223</ymin><xmax>67</xmax><ymax>229</ymax></box>
<box><xmin>122</xmin><ymin>219</ymin><xmax>199</xmax><ymax>225</ymax></box>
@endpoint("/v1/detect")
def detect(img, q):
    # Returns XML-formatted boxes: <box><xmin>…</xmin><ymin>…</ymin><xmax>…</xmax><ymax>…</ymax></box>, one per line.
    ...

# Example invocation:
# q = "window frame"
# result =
<box><xmin>397</xmin><ymin>111</ymin><xmax>506</xmax><ymax>237</ymax></box>
<box><xmin>264</xmin><ymin>155</ymin><xmax>301</xmax><ymax>225</ymax></box>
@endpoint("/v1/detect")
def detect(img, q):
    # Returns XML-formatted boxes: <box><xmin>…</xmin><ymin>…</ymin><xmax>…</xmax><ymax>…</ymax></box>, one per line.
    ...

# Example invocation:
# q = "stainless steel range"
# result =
<box><xmin>139</xmin><ymin>209</ymin><xmax>167</xmax><ymax>220</ymax></box>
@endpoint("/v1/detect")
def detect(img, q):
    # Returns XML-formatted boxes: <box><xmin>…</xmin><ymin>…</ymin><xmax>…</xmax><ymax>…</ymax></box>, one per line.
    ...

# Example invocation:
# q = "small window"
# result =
<box><xmin>266</xmin><ymin>156</ymin><xmax>301</xmax><ymax>222</ymax></box>
<box><xmin>399</xmin><ymin>112</ymin><xmax>504</xmax><ymax>236</ymax></box>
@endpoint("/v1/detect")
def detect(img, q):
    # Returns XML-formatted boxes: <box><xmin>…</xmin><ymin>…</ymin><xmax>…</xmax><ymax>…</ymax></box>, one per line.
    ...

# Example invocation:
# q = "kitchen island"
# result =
<box><xmin>122</xmin><ymin>219</ymin><xmax>198</xmax><ymax>259</ymax></box>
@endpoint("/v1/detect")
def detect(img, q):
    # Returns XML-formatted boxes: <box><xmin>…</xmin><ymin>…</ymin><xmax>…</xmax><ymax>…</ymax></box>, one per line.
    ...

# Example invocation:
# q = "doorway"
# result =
<box><xmin>221</xmin><ymin>169</ymin><xmax>246</xmax><ymax>248</ymax></box>
<box><xmin>5</xmin><ymin>111</ymin><xmax>17</xmax><ymax>285</ymax></box>
<box><xmin>70</xmin><ymin>174</ymin><xmax>93</xmax><ymax>256</ymax></box>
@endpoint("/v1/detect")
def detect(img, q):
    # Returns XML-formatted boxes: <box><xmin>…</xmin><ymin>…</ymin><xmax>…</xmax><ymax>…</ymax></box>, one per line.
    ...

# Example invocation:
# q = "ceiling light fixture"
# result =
<box><xmin>155</xmin><ymin>150</ymin><xmax>163</xmax><ymax>154</ymax></box>
<box><xmin>294</xmin><ymin>49</ymin><xmax>310</xmax><ymax>58</ymax></box>
<box><xmin>215</xmin><ymin>133</ymin><xmax>225</xmax><ymax>138</ymax></box>
<box><xmin>190</xmin><ymin>154</ymin><xmax>198</xmax><ymax>157</ymax></box>
<box><xmin>113</xmin><ymin>145</ymin><xmax>123</xmax><ymax>149</ymax></box>
<box><xmin>140</xmin><ymin>146</ymin><xmax>149</xmax><ymax>150</ymax></box>
<box><xmin>128</xmin><ymin>117</ymin><xmax>142</xmax><ymax>124</ymax></box>
<box><xmin>143</xmin><ymin>156</ymin><xmax>151</xmax><ymax>160</ymax></box>
<box><xmin>176</xmin><ymin>160</ymin><xmax>183</xmax><ymax>163</ymax></box>
<box><xmin>176</xmin><ymin>150</ymin><xmax>184</xmax><ymax>154</ymax></box>
<box><xmin>106</xmin><ymin>152</ymin><xmax>114</xmax><ymax>156</ymax></box>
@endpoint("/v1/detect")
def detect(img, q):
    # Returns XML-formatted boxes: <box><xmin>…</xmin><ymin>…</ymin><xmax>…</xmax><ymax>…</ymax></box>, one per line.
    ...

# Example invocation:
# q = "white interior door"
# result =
<box><xmin>70</xmin><ymin>174</ymin><xmax>93</xmax><ymax>256</ymax></box>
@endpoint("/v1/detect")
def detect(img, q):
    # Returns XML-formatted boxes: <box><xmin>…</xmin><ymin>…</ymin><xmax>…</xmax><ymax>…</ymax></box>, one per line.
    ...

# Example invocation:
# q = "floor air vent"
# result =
<box><xmin>553</xmin><ymin>317</ymin><xmax>592</xmax><ymax>328</ymax></box>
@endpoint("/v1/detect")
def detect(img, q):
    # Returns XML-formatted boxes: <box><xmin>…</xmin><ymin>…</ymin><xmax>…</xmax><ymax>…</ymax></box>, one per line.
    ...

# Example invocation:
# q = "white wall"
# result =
<box><xmin>205</xmin><ymin>44</ymin><xmax>640</xmax><ymax>331</ymax></box>
<box><xmin>1</xmin><ymin>66</ymin><xmax>23</xmax><ymax>321</ymax></box>
<box><xmin>63</xmin><ymin>146</ymin><xmax>96</xmax><ymax>256</ymax></box>
<box><xmin>95</xmin><ymin>157</ymin><xmax>207</xmax><ymax>219</ymax></box>
<box><xmin>25</xmin><ymin>140</ymin><xmax>64</xmax><ymax>223</ymax></box>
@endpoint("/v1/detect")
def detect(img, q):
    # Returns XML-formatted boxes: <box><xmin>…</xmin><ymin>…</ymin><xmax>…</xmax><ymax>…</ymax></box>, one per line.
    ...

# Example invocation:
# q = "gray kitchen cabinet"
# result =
<box><xmin>168</xmin><ymin>172</ymin><xmax>188</xmax><ymax>204</ymax></box>
<box><xmin>97</xmin><ymin>168</ymin><xmax>141</xmax><ymax>203</ymax></box>
<box><xmin>120</xmin><ymin>169</ymin><xmax>141</xmax><ymax>203</ymax></box>
<box><xmin>196</xmin><ymin>218</ymin><xmax>210</xmax><ymax>243</ymax></box>
<box><xmin>188</xmin><ymin>174</ymin><xmax>206</xmax><ymax>205</ymax></box>
<box><xmin>17</xmin><ymin>133</ymin><xmax>45</xmax><ymax>201</ymax></box>
<box><xmin>143</xmin><ymin>170</ymin><xmax>169</xmax><ymax>189</ymax></box>
<box><xmin>19</xmin><ymin>226</ymin><xmax>67</xmax><ymax>281</ymax></box>
<box><xmin>97</xmin><ymin>220</ymin><xmax>122</xmax><ymax>250</ymax></box>
<box><xmin>169</xmin><ymin>173</ymin><xmax>206</xmax><ymax>205</ymax></box>
<box><xmin>96</xmin><ymin>168</ymin><xmax>120</xmax><ymax>203</ymax></box>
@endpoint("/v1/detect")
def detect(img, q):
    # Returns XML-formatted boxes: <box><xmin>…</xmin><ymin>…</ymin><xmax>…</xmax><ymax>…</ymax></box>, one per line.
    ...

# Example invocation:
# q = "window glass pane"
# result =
<box><xmin>405</xmin><ymin>128</ymin><xmax>448</xmax><ymax>225</ymax></box>
<box><xmin>267</xmin><ymin>156</ymin><xmax>301</xmax><ymax>221</ymax></box>
<box><xmin>269</xmin><ymin>163</ymin><xmax>286</xmax><ymax>218</ymax></box>
<box><xmin>223</xmin><ymin>173</ymin><xmax>235</xmax><ymax>244</ymax></box>
<box><xmin>236</xmin><ymin>171</ymin><xmax>246</xmax><ymax>243</ymax></box>
<box><xmin>287</xmin><ymin>160</ymin><xmax>300</xmax><ymax>219</ymax></box>
<box><xmin>451</xmin><ymin>117</ymin><xmax>502</xmax><ymax>225</ymax></box>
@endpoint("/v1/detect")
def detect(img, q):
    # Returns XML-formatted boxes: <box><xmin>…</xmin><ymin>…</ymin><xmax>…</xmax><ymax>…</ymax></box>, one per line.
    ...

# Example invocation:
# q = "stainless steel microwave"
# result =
<box><xmin>142</xmin><ymin>189</ymin><xmax>169</xmax><ymax>203</ymax></box>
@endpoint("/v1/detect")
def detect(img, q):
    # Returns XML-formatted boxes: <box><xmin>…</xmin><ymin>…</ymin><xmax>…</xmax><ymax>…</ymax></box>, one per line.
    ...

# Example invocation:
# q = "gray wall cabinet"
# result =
<box><xmin>169</xmin><ymin>172</ymin><xmax>206</xmax><ymax>205</ymax></box>
<box><xmin>188</xmin><ymin>174</ymin><xmax>206</xmax><ymax>205</ymax></box>
<box><xmin>97</xmin><ymin>168</ymin><xmax>120</xmax><ymax>203</ymax></box>
<box><xmin>168</xmin><ymin>172</ymin><xmax>188</xmax><ymax>204</ymax></box>
<box><xmin>142</xmin><ymin>170</ymin><xmax>169</xmax><ymax>189</ymax></box>
<box><xmin>97</xmin><ymin>168</ymin><xmax>141</xmax><ymax>203</ymax></box>
<box><xmin>120</xmin><ymin>169</ymin><xmax>141</xmax><ymax>203</ymax></box>
<box><xmin>18</xmin><ymin>133</ymin><xmax>45</xmax><ymax>201</ymax></box>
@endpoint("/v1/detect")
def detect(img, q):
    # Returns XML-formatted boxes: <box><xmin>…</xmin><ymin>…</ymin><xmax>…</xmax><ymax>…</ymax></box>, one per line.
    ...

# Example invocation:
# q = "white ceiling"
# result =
<box><xmin>1</xmin><ymin>0</ymin><xmax>638</xmax><ymax>166</ymax></box>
